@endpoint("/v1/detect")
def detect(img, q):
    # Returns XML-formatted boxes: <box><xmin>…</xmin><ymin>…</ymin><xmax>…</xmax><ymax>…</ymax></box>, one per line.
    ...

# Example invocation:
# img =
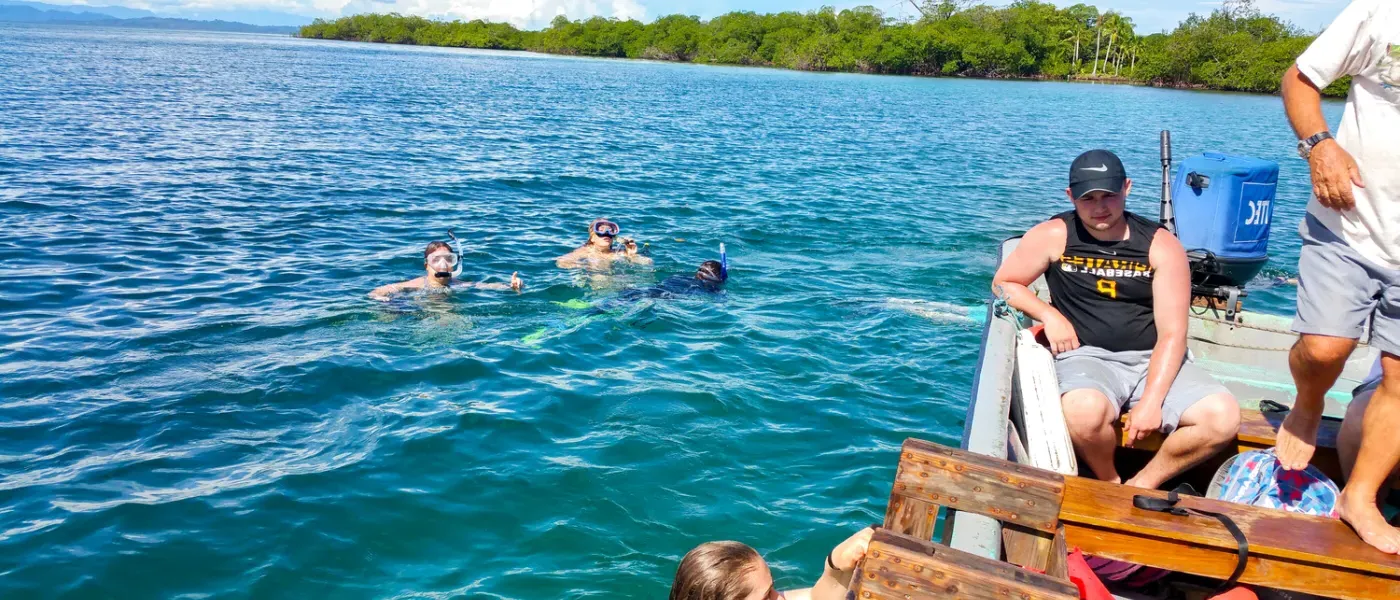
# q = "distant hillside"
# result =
<box><xmin>0</xmin><ymin>3</ymin><xmax>300</xmax><ymax>33</ymax></box>
<box><xmin>0</xmin><ymin>0</ymin><xmax>152</xmax><ymax>19</ymax></box>
<box><xmin>0</xmin><ymin>4</ymin><xmax>108</xmax><ymax>21</ymax></box>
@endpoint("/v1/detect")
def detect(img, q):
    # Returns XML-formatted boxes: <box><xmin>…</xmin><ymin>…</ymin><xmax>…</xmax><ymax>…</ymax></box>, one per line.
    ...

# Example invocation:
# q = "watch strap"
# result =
<box><xmin>1304</xmin><ymin>131</ymin><xmax>1333</xmax><ymax>148</ymax></box>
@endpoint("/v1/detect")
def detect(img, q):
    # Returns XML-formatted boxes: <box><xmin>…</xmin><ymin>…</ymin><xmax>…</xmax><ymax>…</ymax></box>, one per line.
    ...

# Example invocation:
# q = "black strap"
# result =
<box><xmin>1132</xmin><ymin>491</ymin><xmax>1249</xmax><ymax>591</ymax></box>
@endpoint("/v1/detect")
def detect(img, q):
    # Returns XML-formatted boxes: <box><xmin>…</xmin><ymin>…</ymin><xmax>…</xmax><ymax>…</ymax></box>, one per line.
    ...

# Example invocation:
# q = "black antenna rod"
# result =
<box><xmin>1160</xmin><ymin>130</ymin><xmax>1176</xmax><ymax>235</ymax></box>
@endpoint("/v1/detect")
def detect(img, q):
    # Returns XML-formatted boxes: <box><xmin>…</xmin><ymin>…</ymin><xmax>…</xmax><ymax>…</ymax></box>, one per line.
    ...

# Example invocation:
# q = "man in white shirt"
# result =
<box><xmin>1275</xmin><ymin>0</ymin><xmax>1400</xmax><ymax>554</ymax></box>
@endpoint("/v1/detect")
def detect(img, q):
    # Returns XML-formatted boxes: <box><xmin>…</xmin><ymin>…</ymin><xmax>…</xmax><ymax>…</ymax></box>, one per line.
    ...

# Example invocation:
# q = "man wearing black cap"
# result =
<box><xmin>992</xmin><ymin>150</ymin><xmax>1239</xmax><ymax>489</ymax></box>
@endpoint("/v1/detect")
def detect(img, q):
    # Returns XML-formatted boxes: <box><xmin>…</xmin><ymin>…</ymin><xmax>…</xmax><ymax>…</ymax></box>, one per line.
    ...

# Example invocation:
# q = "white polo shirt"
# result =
<box><xmin>1295</xmin><ymin>0</ymin><xmax>1400</xmax><ymax>269</ymax></box>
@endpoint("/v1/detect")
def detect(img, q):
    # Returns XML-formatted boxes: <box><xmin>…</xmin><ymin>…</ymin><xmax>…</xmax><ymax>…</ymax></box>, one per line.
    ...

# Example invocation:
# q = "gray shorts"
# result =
<box><xmin>1292</xmin><ymin>214</ymin><xmax>1400</xmax><ymax>356</ymax></box>
<box><xmin>1055</xmin><ymin>346</ymin><xmax>1230</xmax><ymax>433</ymax></box>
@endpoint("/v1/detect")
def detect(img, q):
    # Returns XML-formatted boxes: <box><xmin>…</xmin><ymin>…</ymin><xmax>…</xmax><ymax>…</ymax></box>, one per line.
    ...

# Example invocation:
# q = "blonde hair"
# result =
<box><xmin>668</xmin><ymin>541</ymin><xmax>764</xmax><ymax>600</ymax></box>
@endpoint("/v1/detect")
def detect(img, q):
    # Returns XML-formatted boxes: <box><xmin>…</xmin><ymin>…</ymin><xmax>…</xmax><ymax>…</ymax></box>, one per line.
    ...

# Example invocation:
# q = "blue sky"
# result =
<box><xmin>31</xmin><ymin>0</ymin><xmax>1351</xmax><ymax>32</ymax></box>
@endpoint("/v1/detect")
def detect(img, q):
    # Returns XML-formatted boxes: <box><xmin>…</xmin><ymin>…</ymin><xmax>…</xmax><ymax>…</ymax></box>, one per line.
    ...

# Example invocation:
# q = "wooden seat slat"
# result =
<box><xmin>1113</xmin><ymin>408</ymin><xmax>1345</xmax><ymax>482</ymax></box>
<box><xmin>1060</xmin><ymin>476</ymin><xmax>1400</xmax><ymax>577</ymax></box>
<box><xmin>852</xmin><ymin>529</ymin><xmax>1078</xmax><ymax>600</ymax></box>
<box><xmin>1114</xmin><ymin>408</ymin><xmax>1342</xmax><ymax>451</ymax></box>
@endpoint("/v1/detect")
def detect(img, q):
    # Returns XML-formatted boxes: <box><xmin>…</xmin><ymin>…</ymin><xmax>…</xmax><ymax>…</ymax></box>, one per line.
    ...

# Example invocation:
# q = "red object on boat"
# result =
<box><xmin>1026</xmin><ymin>323</ymin><xmax>1052</xmax><ymax>348</ymax></box>
<box><xmin>1066</xmin><ymin>548</ymin><xmax>1113</xmax><ymax>600</ymax></box>
<box><xmin>1207</xmin><ymin>587</ymin><xmax>1258</xmax><ymax>600</ymax></box>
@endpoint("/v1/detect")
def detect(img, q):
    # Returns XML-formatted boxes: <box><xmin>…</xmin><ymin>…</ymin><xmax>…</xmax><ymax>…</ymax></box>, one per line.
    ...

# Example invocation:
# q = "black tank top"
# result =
<box><xmin>1043</xmin><ymin>211</ymin><xmax>1163</xmax><ymax>352</ymax></box>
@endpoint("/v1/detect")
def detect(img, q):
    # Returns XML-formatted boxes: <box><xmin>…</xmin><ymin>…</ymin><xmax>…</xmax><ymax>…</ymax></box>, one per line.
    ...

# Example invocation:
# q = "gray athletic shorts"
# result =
<box><xmin>1055</xmin><ymin>346</ymin><xmax>1230</xmax><ymax>433</ymax></box>
<box><xmin>1292</xmin><ymin>214</ymin><xmax>1400</xmax><ymax>356</ymax></box>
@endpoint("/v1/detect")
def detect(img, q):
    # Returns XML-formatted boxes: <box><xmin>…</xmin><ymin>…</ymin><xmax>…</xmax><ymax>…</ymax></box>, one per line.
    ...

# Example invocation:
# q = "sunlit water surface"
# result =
<box><xmin>0</xmin><ymin>25</ymin><xmax>1336</xmax><ymax>599</ymax></box>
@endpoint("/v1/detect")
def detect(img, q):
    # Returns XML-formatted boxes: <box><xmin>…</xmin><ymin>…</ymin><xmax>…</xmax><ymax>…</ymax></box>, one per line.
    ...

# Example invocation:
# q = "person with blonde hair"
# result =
<box><xmin>668</xmin><ymin>526</ymin><xmax>873</xmax><ymax>600</ymax></box>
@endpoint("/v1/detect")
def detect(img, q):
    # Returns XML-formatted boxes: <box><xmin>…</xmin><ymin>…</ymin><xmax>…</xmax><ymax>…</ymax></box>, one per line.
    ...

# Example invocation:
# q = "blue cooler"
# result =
<box><xmin>1170</xmin><ymin>152</ymin><xmax>1278</xmax><ymax>288</ymax></box>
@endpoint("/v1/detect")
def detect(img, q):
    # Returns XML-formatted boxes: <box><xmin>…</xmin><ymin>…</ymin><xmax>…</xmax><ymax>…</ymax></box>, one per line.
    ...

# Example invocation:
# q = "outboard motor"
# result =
<box><xmin>1159</xmin><ymin>132</ymin><xmax>1279</xmax><ymax>319</ymax></box>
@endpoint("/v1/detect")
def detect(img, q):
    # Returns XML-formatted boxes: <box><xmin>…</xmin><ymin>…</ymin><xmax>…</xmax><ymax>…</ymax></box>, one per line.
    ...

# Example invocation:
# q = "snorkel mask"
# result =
<box><xmin>698</xmin><ymin>244</ymin><xmax>730</xmax><ymax>285</ymax></box>
<box><xmin>592</xmin><ymin>219</ymin><xmax>620</xmax><ymax>238</ymax></box>
<box><xmin>430</xmin><ymin>229</ymin><xmax>465</xmax><ymax>280</ymax></box>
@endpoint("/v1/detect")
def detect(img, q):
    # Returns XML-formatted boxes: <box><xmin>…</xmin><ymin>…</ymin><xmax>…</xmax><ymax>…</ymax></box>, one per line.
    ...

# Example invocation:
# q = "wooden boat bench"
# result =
<box><xmin>881</xmin><ymin>438</ymin><xmax>1400</xmax><ymax>600</ymax></box>
<box><xmin>1112</xmin><ymin>408</ymin><xmax>1345</xmax><ymax>482</ymax></box>
<box><xmin>850</xmin><ymin>528</ymin><xmax>1078</xmax><ymax>599</ymax></box>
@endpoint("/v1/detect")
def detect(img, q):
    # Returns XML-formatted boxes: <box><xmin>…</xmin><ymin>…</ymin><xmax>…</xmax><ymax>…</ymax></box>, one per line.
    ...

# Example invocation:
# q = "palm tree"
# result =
<box><xmin>1100</xmin><ymin>12</ymin><xmax>1119</xmax><ymax>78</ymax></box>
<box><xmin>1064</xmin><ymin>28</ymin><xmax>1083</xmax><ymax>75</ymax></box>
<box><xmin>1091</xmin><ymin>21</ymin><xmax>1101</xmax><ymax>76</ymax></box>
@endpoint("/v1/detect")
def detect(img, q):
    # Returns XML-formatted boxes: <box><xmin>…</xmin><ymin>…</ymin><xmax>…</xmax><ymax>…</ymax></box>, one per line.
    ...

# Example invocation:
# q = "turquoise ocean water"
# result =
<box><xmin>0</xmin><ymin>25</ymin><xmax>1340</xmax><ymax>598</ymax></box>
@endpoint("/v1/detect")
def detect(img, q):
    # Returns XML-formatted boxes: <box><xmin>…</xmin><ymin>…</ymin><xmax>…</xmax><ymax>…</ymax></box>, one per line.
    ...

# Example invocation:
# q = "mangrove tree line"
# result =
<box><xmin>298</xmin><ymin>0</ymin><xmax>1347</xmax><ymax>96</ymax></box>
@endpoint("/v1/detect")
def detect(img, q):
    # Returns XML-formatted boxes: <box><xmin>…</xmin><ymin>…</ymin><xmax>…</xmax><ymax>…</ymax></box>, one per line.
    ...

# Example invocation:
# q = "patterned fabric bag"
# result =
<box><xmin>1212</xmin><ymin>449</ymin><xmax>1339</xmax><ymax>518</ymax></box>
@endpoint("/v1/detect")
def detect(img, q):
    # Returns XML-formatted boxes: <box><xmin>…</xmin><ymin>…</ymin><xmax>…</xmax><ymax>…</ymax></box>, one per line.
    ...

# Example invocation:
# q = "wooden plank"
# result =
<box><xmin>893</xmin><ymin>438</ymin><xmax>1065</xmax><ymax>534</ymax></box>
<box><xmin>884</xmin><ymin>488</ymin><xmax>938</xmax><ymax>540</ymax></box>
<box><xmin>850</xmin><ymin>529</ymin><xmax>1077</xmax><ymax>600</ymax></box>
<box><xmin>1001</xmin><ymin>522</ymin><xmax>1055</xmax><ymax>573</ymax></box>
<box><xmin>1059</xmin><ymin>475</ymin><xmax>1400</xmax><ymax>599</ymax></box>
<box><xmin>1114</xmin><ymin>409</ymin><xmax>1342</xmax><ymax>451</ymax></box>
<box><xmin>1113</xmin><ymin>409</ymin><xmax>1345</xmax><ymax>482</ymax></box>
<box><xmin>1063</xmin><ymin>522</ymin><xmax>1398</xmax><ymax>600</ymax></box>
<box><xmin>1045</xmin><ymin>525</ymin><xmax>1068</xmax><ymax>580</ymax></box>
<box><xmin>1000</xmin><ymin>420</ymin><xmax>1057</xmax><ymax>571</ymax></box>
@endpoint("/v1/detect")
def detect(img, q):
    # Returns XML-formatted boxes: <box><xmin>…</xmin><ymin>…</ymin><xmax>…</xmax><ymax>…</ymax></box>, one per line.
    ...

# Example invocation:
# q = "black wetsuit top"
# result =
<box><xmin>1042</xmin><ymin>210</ymin><xmax>1162</xmax><ymax>352</ymax></box>
<box><xmin>606</xmin><ymin>276</ymin><xmax>722</xmax><ymax>308</ymax></box>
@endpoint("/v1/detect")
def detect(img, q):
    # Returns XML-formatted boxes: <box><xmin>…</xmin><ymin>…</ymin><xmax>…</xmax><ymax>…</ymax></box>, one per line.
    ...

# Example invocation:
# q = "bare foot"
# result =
<box><xmin>1339</xmin><ymin>489</ymin><xmax>1400</xmax><ymax>554</ymax></box>
<box><xmin>1122</xmin><ymin>476</ymin><xmax>1152</xmax><ymax>489</ymax></box>
<box><xmin>1275</xmin><ymin>410</ymin><xmax>1321</xmax><ymax>471</ymax></box>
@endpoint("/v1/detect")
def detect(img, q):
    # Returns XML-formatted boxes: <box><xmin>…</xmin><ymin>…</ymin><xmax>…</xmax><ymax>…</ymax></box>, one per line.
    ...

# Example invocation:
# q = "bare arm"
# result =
<box><xmin>807</xmin><ymin>527</ymin><xmax>874</xmax><ymax>600</ymax></box>
<box><xmin>470</xmin><ymin>272</ymin><xmax>523</xmax><ymax>293</ymax></box>
<box><xmin>555</xmin><ymin>248</ymin><xmax>587</xmax><ymax>269</ymax></box>
<box><xmin>1282</xmin><ymin>64</ymin><xmax>1330</xmax><ymax>140</ymax></box>
<box><xmin>1125</xmin><ymin>230</ymin><xmax>1190</xmax><ymax>445</ymax></box>
<box><xmin>1282</xmin><ymin>64</ymin><xmax>1363</xmax><ymax>210</ymax></box>
<box><xmin>992</xmin><ymin>220</ymin><xmax>1078</xmax><ymax>353</ymax></box>
<box><xmin>369</xmin><ymin>277</ymin><xmax>424</xmax><ymax>301</ymax></box>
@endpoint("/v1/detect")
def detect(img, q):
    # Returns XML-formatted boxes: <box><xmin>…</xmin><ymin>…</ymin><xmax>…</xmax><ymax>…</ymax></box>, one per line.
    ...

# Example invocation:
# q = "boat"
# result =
<box><xmin>944</xmin><ymin>133</ymin><xmax>1388</xmax><ymax>597</ymax></box>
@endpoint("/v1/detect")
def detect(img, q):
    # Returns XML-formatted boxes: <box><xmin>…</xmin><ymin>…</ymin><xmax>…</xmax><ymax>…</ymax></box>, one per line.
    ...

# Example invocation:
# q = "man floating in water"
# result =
<box><xmin>524</xmin><ymin>246</ymin><xmax>729</xmax><ymax>345</ymax></box>
<box><xmin>555</xmin><ymin>218</ymin><xmax>654</xmax><ymax>269</ymax></box>
<box><xmin>605</xmin><ymin>257</ymin><xmax>727</xmax><ymax>305</ymax></box>
<box><xmin>369</xmin><ymin>233</ymin><xmax>522</xmax><ymax>301</ymax></box>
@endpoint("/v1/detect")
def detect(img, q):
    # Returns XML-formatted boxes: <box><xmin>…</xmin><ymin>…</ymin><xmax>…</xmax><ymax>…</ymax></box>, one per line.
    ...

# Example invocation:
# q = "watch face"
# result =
<box><xmin>1297</xmin><ymin>139</ymin><xmax>1310</xmax><ymax>159</ymax></box>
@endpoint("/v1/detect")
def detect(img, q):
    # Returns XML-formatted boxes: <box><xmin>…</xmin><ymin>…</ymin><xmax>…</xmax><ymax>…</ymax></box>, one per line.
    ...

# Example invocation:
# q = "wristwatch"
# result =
<box><xmin>1297</xmin><ymin>131</ymin><xmax>1333</xmax><ymax>159</ymax></box>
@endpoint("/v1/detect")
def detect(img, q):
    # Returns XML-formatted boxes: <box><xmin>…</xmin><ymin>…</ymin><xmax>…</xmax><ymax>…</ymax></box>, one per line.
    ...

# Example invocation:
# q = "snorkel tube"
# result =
<box><xmin>719</xmin><ymin>243</ymin><xmax>728</xmax><ymax>281</ymax></box>
<box><xmin>439</xmin><ymin>229</ymin><xmax>464</xmax><ymax>280</ymax></box>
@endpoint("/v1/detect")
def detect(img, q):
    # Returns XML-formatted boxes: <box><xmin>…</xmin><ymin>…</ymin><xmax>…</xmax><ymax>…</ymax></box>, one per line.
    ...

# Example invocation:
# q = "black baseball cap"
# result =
<box><xmin>1069</xmin><ymin>149</ymin><xmax>1127</xmax><ymax>199</ymax></box>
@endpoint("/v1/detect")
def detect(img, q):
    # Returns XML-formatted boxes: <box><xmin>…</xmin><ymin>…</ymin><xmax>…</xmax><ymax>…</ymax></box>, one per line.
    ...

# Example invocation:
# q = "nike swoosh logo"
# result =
<box><xmin>1080</xmin><ymin>164</ymin><xmax>1110</xmax><ymax>172</ymax></box>
<box><xmin>1097</xmin><ymin>249</ymin><xmax>1118</xmax><ymax>255</ymax></box>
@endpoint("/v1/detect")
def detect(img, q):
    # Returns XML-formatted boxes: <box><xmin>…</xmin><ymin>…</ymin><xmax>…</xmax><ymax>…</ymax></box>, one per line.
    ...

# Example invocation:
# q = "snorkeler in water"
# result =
<box><xmin>594</xmin><ymin>244</ymin><xmax>729</xmax><ymax>310</ymax></box>
<box><xmin>614</xmin><ymin>258</ymin><xmax>726</xmax><ymax>302</ymax></box>
<box><xmin>522</xmin><ymin>245</ymin><xmax>729</xmax><ymax>346</ymax></box>
<box><xmin>369</xmin><ymin>231</ymin><xmax>522</xmax><ymax>301</ymax></box>
<box><xmin>555</xmin><ymin>218</ymin><xmax>654</xmax><ymax>269</ymax></box>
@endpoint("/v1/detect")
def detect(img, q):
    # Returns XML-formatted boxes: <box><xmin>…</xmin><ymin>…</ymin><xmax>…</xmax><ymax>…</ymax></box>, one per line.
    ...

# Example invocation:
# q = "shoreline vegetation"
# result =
<box><xmin>298</xmin><ymin>0</ymin><xmax>1348</xmax><ymax>97</ymax></box>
